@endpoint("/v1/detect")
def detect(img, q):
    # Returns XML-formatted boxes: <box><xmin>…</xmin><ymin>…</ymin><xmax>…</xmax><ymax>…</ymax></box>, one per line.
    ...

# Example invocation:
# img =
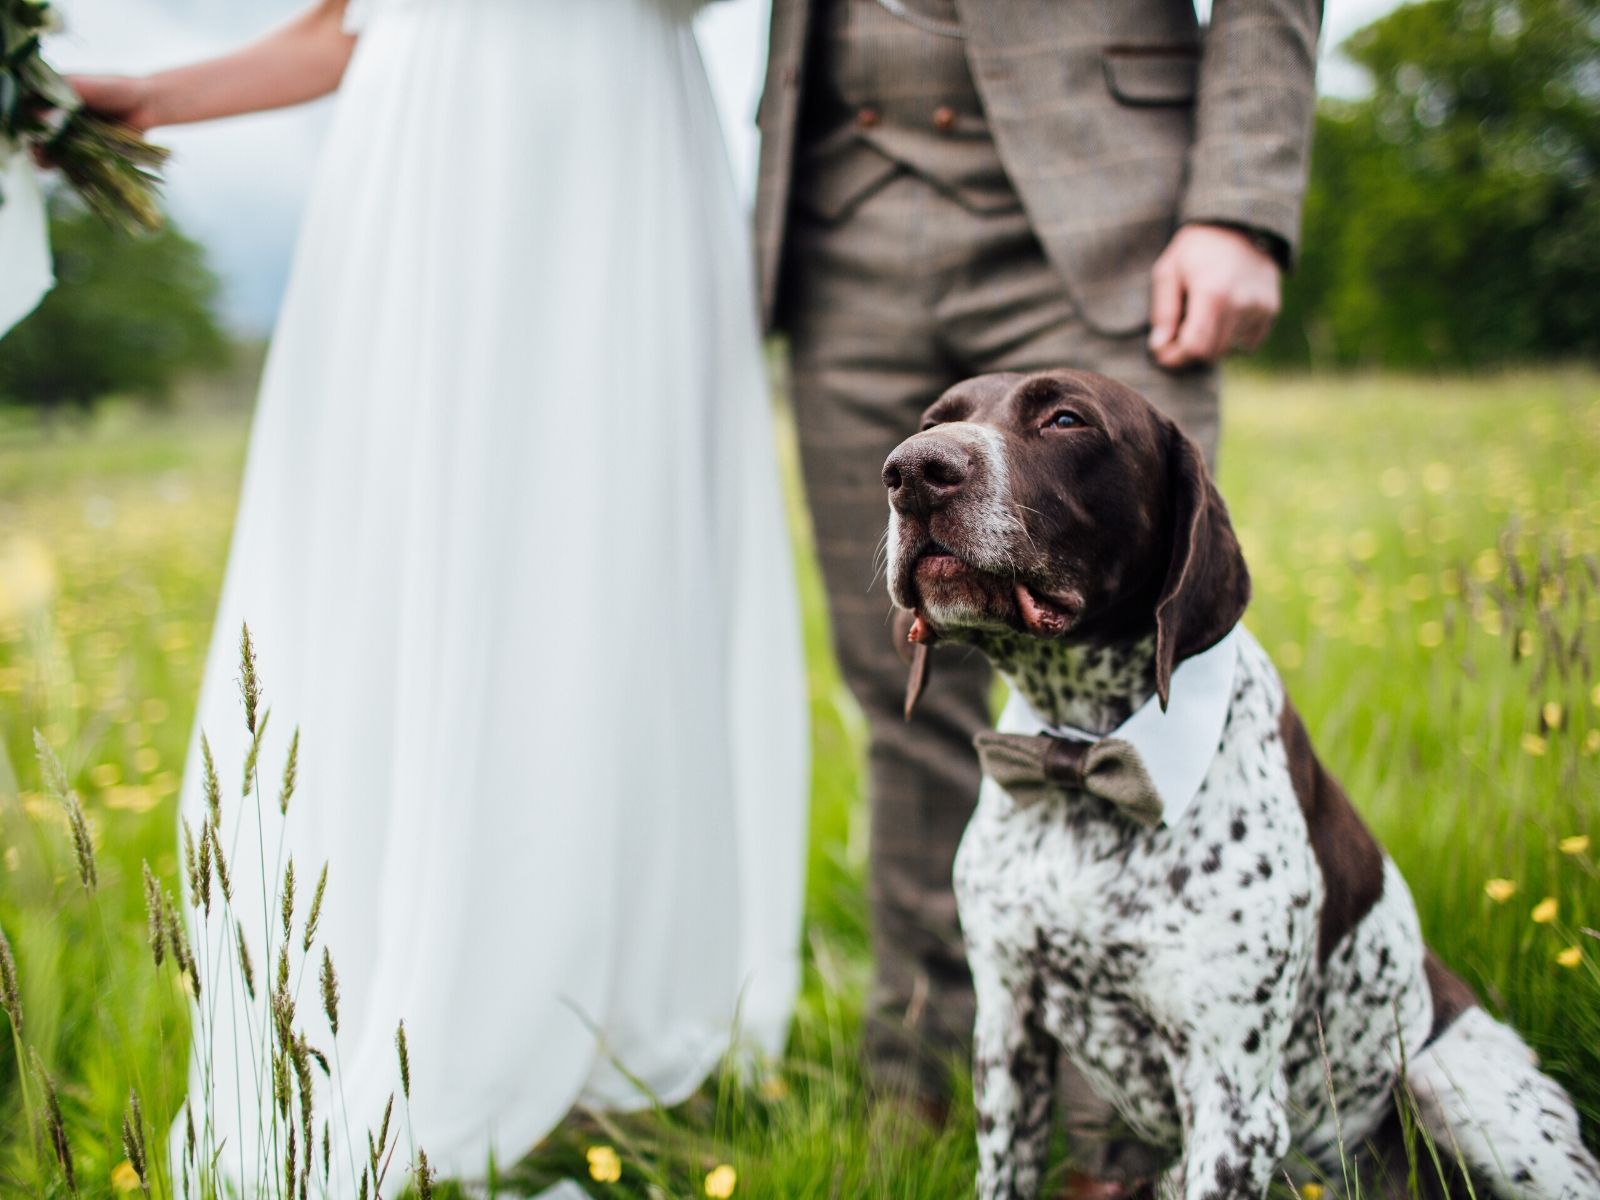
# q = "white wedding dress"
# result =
<box><xmin>173</xmin><ymin>0</ymin><xmax>807</xmax><ymax>1189</ymax></box>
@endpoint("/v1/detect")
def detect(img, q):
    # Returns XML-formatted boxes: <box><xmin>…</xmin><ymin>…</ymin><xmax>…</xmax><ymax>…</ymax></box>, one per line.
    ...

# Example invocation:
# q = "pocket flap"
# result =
<box><xmin>1102</xmin><ymin>48</ymin><xmax>1200</xmax><ymax>106</ymax></box>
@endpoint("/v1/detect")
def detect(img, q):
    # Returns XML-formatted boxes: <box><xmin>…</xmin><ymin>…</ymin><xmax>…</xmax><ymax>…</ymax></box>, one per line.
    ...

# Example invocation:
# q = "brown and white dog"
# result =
<box><xmin>881</xmin><ymin>369</ymin><xmax>1599</xmax><ymax>1200</ymax></box>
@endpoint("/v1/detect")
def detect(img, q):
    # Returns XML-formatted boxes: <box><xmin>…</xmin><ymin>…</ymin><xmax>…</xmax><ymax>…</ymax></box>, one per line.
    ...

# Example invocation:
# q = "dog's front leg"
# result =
<box><xmin>972</xmin><ymin>957</ymin><xmax>1059</xmax><ymax>1200</ymax></box>
<box><xmin>1168</xmin><ymin>1065</ymin><xmax>1290</xmax><ymax>1200</ymax></box>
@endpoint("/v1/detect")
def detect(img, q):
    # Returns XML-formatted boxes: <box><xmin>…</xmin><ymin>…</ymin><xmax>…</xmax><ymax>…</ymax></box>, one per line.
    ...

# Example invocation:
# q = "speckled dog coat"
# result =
<box><xmin>881</xmin><ymin>369</ymin><xmax>1600</xmax><ymax>1200</ymax></box>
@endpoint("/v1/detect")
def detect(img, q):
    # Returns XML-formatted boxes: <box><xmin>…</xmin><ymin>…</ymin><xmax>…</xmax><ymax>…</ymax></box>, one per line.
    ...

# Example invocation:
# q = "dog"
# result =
<box><xmin>881</xmin><ymin>369</ymin><xmax>1600</xmax><ymax>1200</ymax></box>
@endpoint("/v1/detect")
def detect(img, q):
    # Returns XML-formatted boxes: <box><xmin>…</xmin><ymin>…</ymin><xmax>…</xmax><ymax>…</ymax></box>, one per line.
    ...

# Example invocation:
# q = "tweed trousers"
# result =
<box><xmin>784</xmin><ymin>170</ymin><xmax>1218</xmax><ymax>1135</ymax></box>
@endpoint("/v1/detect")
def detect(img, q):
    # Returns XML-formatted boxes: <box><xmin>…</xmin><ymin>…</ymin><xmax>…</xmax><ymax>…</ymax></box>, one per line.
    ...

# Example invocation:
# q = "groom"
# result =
<box><xmin>756</xmin><ymin>0</ymin><xmax>1320</xmax><ymax>1182</ymax></box>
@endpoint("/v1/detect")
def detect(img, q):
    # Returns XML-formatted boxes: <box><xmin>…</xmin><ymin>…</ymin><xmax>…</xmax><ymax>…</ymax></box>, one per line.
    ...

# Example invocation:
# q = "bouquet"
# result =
<box><xmin>1</xmin><ymin>0</ymin><xmax>169</xmax><ymax>231</ymax></box>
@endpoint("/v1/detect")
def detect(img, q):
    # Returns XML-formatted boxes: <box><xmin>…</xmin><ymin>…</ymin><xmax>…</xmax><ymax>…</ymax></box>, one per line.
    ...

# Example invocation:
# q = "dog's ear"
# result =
<box><xmin>1152</xmin><ymin>425</ymin><xmax>1250</xmax><ymax>709</ymax></box>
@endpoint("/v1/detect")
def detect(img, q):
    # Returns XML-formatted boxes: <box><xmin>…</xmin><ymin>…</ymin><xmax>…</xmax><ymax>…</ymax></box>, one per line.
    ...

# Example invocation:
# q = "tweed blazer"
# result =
<box><xmin>755</xmin><ymin>0</ymin><xmax>1323</xmax><ymax>335</ymax></box>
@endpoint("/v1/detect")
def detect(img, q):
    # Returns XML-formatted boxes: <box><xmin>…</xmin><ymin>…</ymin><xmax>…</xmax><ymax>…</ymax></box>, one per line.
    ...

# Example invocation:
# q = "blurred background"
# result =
<box><xmin>1</xmin><ymin>1</ymin><xmax>1597</xmax><ymax>1197</ymax></box>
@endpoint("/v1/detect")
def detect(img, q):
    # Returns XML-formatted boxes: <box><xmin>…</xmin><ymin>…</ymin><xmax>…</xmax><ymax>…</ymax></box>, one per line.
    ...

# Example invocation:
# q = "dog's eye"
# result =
<box><xmin>1046</xmin><ymin>411</ymin><xmax>1082</xmax><ymax>431</ymax></box>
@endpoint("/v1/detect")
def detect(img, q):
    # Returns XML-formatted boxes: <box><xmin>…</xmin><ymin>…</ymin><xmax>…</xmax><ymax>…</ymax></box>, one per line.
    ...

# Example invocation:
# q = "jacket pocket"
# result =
<box><xmin>1102</xmin><ymin>46</ymin><xmax>1200</xmax><ymax>107</ymax></box>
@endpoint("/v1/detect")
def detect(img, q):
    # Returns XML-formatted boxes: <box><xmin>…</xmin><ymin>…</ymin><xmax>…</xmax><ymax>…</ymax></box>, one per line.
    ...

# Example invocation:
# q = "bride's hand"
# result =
<box><xmin>66</xmin><ymin>75</ymin><xmax>162</xmax><ymax>134</ymax></box>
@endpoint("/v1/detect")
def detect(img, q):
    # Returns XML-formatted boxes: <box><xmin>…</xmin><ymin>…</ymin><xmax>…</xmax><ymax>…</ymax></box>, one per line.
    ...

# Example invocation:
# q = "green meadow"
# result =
<box><xmin>0</xmin><ymin>369</ymin><xmax>1596</xmax><ymax>1198</ymax></box>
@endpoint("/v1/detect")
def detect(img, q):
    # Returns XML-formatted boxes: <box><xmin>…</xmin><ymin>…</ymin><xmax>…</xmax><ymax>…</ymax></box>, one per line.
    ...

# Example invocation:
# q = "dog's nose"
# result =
<box><xmin>883</xmin><ymin>438</ymin><xmax>972</xmax><ymax>515</ymax></box>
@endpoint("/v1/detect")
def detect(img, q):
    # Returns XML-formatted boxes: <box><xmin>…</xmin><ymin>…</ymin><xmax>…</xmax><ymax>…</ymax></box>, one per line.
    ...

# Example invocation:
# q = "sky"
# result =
<box><xmin>41</xmin><ymin>0</ymin><xmax>1407</xmax><ymax>334</ymax></box>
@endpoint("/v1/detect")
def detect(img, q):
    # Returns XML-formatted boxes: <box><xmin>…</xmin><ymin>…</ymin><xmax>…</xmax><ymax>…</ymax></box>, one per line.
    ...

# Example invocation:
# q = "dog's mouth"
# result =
<box><xmin>907</xmin><ymin>545</ymin><xmax>1078</xmax><ymax>638</ymax></box>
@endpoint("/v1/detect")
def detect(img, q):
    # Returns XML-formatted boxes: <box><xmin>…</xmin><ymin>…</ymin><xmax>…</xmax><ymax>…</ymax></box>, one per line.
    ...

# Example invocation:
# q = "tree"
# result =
<box><xmin>1263</xmin><ymin>0</ymin><xmax>1600</xmax><ymax>367</ymax></box>
<box><xmin>0</xmin><ymin>199</ymin><xmax>228</xmax><ymax>412</ymax></box>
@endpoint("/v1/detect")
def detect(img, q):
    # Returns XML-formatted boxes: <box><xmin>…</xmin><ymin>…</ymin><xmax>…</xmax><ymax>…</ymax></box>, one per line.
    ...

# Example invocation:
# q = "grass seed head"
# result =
<box><xmin>0</xmin><ymin>924</ymin><xmax>22</xmax><ymax>1034</ymax></box>
<box><xmin>281</xmin><ymin>857</ymin><xmax>296</xmax><ymax>939</ymax></box>
<box><xmin>280</xmin><ymin>727</ymin><xmax>300</xmax><ymax>816</ymax></box>
<box><xmin>396</xmin><ymin>1020</ymin><xmax>411</xmax><ymax>1100</ymax></box>
<box><xmin>304</xmin><ymin>862</ymin><xmax>328</xmax><ymax>952</ymax></box>
<box><xmin>63</xmin><ymin>790</ymin><xmax>98</xmax><ymax>892</ymax></box>
<box><xmin>209</xmin><ymin>822</ymin><xmax>232</xmax><ymax>903</ymax></box>
<box><xmin>379</xmin><ymin>1092</ymin><xmax>393</xmax><ymax>1156</ymax></box>
<box><xmin>274</xmin><ymin>1048</ymin><xmax>292</xmax><ymax>1121</ymax></box>
<box><xmin>121</xmin><ymin>1091</ymin><xmax>148</xmax><ymax>1193</ymax></box>
<box><xmin>320</xmin><ymin>947</ymin><xmax>340</xmax><ymax>1036</ymax></box>
<box><xmin>306</xmin><ymin>1042</ymin><xmax>330</xmax><ymax>1076</ymax></box>
<box><xmin>274</xmin><ymin>952</ymin><xmax>294</xmax><ymax>1041</ymax></box>
<box><xmin>161</xmin><ymin>891</ymin><xmax>197</xmax><ymax>996</ymax></box>
<box><xmin>201</xmin><ymin>733</ymin><xmax>221</xmax><ymax>826</ymax></box>
<box><xmin>236</xmin><ymin>922</ymin><xmax>257</xmax><ymax>1000</ymax></box>
<box><xmin>239</xmin><ymin>623</ymin><xmax>260</xmax><ymax>736</ymax></box>
<box><xmin>181</xmin><ymin>821</ymin><xmax>199</xmax><ymax>897</ymax></box>
<box><xmin>293</xmin><ymin>1033</ymin><xmax>315</xmax><ymax>1151</ymax></box>
<box><xmin>196</xmin><ymin>817</ymin><xmax>213</xmax><ymax>916</ymax></box>
<box><xmin>283</xmin><ymin>1120</ymin><xmax>296</xmax><ymax>1197</ymax></box>
<box><xmin>142</xmin><ymin>864</ymin><xmax>165</xmax><ymax>968</ymax></box>
<box><xmin>32</xmin><ymin>729</ymin><xmax>68</xmax><ymax>800</ymax></box>
<box><xmin>31</xmin><ymin>1048</ymin><xmax>76</xmax><ymax>1193</ymax></box>
<box><xmin>416</xmin><ymin>1148</ymin><xmax>435</xmax><ymax>1200</ymax></box>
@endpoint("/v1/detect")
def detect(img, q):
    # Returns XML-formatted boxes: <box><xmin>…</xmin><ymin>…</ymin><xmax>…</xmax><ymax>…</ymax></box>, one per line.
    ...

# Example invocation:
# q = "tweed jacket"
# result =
<box><xmin>755</xmin><ymin>0</ymin><xmax>1323</xmax><ymax>335</ymax></box>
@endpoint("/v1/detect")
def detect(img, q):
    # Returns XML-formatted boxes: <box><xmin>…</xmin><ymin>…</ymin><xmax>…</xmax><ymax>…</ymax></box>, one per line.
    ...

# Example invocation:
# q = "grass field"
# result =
<box><xmin>0</xmin><ymin>369</ymin><xmax>1597</xmax><ymax>1198</ymax></box>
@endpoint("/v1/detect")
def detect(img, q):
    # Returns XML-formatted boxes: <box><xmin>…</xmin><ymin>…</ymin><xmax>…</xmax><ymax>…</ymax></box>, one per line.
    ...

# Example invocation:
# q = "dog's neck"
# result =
<box><xmin>967</xmin><ymin>629</ymin><xmax>1159</xmax><ymax>733</ymax></box>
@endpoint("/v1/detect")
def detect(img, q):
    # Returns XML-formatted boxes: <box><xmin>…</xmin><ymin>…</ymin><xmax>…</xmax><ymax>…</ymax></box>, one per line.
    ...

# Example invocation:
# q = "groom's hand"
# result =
<box><xmin>1147</xmin><ymin>224</ymin><xmax>1281</xmax><ymax>369</ymax></box>
<box><xmin>65</xmin><ymin>75</ymin><xmax>160</xmax><ymax>135</ymax></box>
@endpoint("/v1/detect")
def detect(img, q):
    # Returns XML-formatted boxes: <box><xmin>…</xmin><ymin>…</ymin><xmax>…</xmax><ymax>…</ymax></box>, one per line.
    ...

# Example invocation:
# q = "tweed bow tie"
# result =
<box><xmin>973</xmin><ymin>731</ymin><xmax>1165</xmax><ymax>827</ymax></box>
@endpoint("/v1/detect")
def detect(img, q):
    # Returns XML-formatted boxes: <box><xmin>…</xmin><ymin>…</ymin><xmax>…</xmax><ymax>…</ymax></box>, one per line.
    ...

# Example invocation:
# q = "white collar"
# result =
<box><xmin>996</xmin><ymin>625</ymin><xmax>1242</xmax><ymax>827</ymax></box>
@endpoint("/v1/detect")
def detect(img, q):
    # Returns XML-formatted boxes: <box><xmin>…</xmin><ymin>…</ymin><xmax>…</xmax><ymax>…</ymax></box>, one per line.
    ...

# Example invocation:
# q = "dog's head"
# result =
<box><xmin>883</xmin><ymin>369</ymin><xmax>1250</xmax><ymax>707</ymax></box>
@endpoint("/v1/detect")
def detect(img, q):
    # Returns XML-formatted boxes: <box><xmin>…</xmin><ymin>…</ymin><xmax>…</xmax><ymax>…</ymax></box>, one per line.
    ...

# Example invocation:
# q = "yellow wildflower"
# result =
<box><xmin>1556</xmin><ymin>946</ymin><xmax>1583</xmax><ymax>969</ymax></box>
<box><xmin>1299</xmin><ymin>1184</ymin><xmax>1326</xmax><ymax>1200</ymax></box>
<box><xmin>1520</xmin><ymin>733</ymin><xmax>1547</xmax><ymax>757</ymax></box>
<box><xmin>1531</xmin><ymin>897</ymin><xmax>1558</xmax><ymax>924</ymax></box>
<box><xmin>110</xmin><ymin>1160</ymin><xmax>142</xmax><ymax>1193</ymax></box>
<box><xmin>1559</xmin><ymin>835</ymin><xmax>1590</xmax><ymax>856</ymax></box>
<box><xmin>758</xmin><ymin>1074</ymin><xmax>790</xmax><ymax>1102</ymax></box>
<box><xmin>586</xmin><ymin>1145</ymin><xmax>622</xmax><ymax>1184</ymax></box>
<box><xmin>1542</xmin><ymin>702</ymin><xmax>1564</xmax><ymax>730</ymax></box>
<box><xmin>705</xmin><ymin>1164</ymin><xmax>738</xmax><ymax>1198</ymax></box>
<box><xmin>89</xmin><ymin>762</ymin><xmax>122</xmax><ymax>789</ymax></box>
<box><xmin>1484</xmin><ymin>879</ymin><xmax>1517</xmax><ymax>903</ymax></box>
<box><xmin>1517</xmin><ymin>629</ymin><xmax>1536</xmax><ymax>657</ymax></box>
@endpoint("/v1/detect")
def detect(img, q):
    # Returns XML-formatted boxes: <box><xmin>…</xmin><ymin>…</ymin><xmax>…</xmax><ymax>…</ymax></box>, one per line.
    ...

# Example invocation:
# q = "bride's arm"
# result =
<box><xmin>67</xmin><ymin>0</ymin><xmax>356</xmax><ymax>134</ymax></box>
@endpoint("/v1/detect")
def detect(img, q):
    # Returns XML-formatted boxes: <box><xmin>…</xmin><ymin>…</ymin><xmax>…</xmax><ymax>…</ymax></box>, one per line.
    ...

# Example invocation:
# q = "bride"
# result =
<box><xmin>72</xmin><ymin>0</ymin><xmax>807</xmax><ymax>1187</ymax></box>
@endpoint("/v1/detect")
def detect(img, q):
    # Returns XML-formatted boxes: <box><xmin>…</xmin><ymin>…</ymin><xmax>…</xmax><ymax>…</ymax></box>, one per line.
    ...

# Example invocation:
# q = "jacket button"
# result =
<box><xmin>856</xmin><ymin>105</ymin><xmax>881</xmax><ymax>129</ymax></box>
<box><xmin>932</xmin><ymin>105</ymin><xmax>957</xmax><ymax>131</ymax></box>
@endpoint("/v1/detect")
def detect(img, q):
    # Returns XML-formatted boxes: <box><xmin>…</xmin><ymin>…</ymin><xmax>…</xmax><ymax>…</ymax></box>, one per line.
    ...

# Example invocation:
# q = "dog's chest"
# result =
<box><xmin>954</xmin><ymin>636</ymin><xmax>1324</xmax><ymax>1143</ymax></box>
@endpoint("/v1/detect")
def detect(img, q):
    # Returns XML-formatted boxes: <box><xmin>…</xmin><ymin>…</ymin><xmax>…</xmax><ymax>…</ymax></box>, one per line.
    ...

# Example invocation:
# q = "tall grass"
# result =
<box><xmin>0</xmin><ymin>371</ymin><xmax>1596</xmax><ymax>1197</ymax></box>
<box><xmin>1</xmin><ymin>620</ymin><xmax>433</xmax><ymax>1199</ymax></box>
